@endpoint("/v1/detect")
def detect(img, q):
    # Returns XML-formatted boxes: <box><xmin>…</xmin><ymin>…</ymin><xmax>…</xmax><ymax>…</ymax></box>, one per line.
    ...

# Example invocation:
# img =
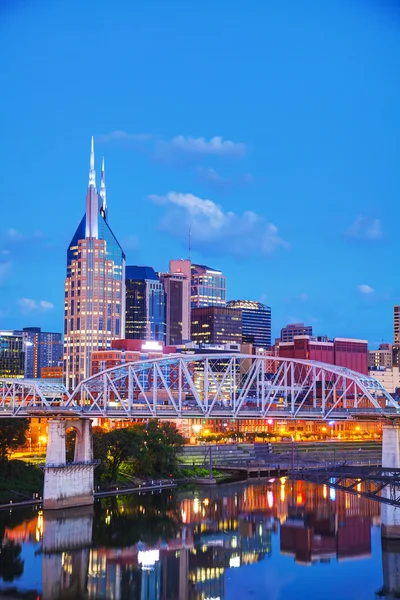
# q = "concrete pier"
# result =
<box><xmin>382</xmin><ymin>426</ymin><xmax>400</xmax><ymax>539</ymax></box>
<box><xmin>43</xmin><ymin>419</ymin><xmax>96</xmax><ymax>510</ymax></box>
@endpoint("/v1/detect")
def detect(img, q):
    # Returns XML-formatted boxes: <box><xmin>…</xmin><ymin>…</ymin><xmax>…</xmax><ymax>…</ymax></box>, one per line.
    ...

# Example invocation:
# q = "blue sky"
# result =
<box><xmin>0</xmin><ymin>0</ymin><xmax>399</xmax><ymax>346</ymax></box>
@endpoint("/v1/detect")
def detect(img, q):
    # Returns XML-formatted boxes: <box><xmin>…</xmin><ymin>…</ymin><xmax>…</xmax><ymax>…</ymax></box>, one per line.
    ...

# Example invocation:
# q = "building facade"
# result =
<box><xmin>191</xmin><ymin>306</ymin><xmax>242</xmax><ymax>345</ymax></box>
<box><xmin>394</xmin><ymin>306</ymin><xmax>400</xmax><ymax>367</ymax></box>
<box><xmin>22</xmin><ymin>327</ymin><xmax>63</xmax><ymax>378</ymax></box>
<box><xmin>0</xmin><ymin>331</ymin><xmax>25</xmax><ymax>378</ymax></box>
<box><xmin>368</xmin><ymin>367</ymin><xmax>400</xmax><ymax>394</ymax></box>
<box><xmin>278</xmin><ymin>335</ymin><xmax>368</xmax><ymax>374</ymax></box>
<box><xmin>227</xmin><ymin>300</ymin><xmax>271</xmax><ymax>348</ymax></box>
<box><xmin>191</xmin><ymin>264</ymin><xmax>226</xmax><ymax>308</ymax></box>
<box><xmin>368</xmin><ymin>343</ymin><xmax>393</xmax><ymax>370</ymax></box>
<box><xmin>125</xmin><ymin>266</ymin><xmax>166</xmax><ymax>342</ymax></box>
<box><xmin>63</xmin><ymin>139</ymin><xmax>125</xmax><ymax>390</ymax></box>
<box><xmin>280</xmin><ymin>322</ymin><xmax>313</xmax><ymax>343</ymax></box>
<box><xmin>159</xmin><ymin>259</ymin><xmax>191</xmax><ymax>346</ymax></box>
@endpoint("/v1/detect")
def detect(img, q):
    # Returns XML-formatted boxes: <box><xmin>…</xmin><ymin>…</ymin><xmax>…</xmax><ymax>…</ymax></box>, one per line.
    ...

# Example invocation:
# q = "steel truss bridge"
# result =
<box><xmin>289</xmin><ymin>464</ymin><xmax>400</xmax><ymax>507</ymax></box>
<box><xmin>0</xmin><ymin>354</ymin><xmax>398</xmax><ymax>420</ymax></box>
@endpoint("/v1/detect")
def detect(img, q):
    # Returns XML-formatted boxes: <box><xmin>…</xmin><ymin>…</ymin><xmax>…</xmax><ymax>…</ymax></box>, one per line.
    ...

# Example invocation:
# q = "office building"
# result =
<box><xmin>0</xmin><ymin>331</ymin><xmax>25</xmax><ymax>378</ymax></box>
<box><xmin>368</xmin><ymin>343</ymin><xmax>393</xmax><ymax>370</ymax></box>
<box><xmin>63</xmin><ymin>138</ymin><xmax>125</xmax><ymax>389</ymax></box>
<box><xmin>164</xmin><ymin>259</ymin><xmax>191</xmax><ymax>344</ymax></box>
<box><xmin>191</xmin><ymin>264</ymin><xmax>226</xmax><ymax>308</ymax></box>
<box><xmin>280</xmin><ymin>322</ymin><xmax>313</xmax><ymax>343</ymax></box>
<box><xmin>191</xmin><ymin>306</ymin><xmax>242</xmax><ymax>345</ymax></box>
<box><xmin>368</xmin><ymin>366</ymin><xmax>400</xmax><ymax>394</ymax></box>
<box><xmin>227</xmin><ymin>300</ymin><xmax>271</xmax><ymax>348</ymax></box>
<box><xmin>278</xmin><ymin>335</ymin><xmax>368</xmax><ymax>374</ymax></box>
<box><xmin>22</xmin><ymin>327</ymin><xmax>63</xmax><ymax>378</ymax></box>
<box><xmin>394</xmin><ymin>306</ymin><xmax>400</xmax><ymax>367</ymax></box>
<box><xmin>125</xmin><ymin>266</ymin><xmax>166</xmax><ymax>342</ymax></box>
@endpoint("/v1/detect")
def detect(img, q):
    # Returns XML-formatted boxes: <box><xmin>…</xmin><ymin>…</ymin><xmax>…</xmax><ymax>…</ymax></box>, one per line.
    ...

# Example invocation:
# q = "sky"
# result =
<box><xmin>0</xmin><ymin>0</ymin><xmax>399</xmax><ymax>346</ymax></box>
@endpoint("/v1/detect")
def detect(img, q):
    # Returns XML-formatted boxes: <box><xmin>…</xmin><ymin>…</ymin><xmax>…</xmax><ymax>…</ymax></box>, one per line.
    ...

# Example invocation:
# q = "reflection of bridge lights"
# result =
<box><xmin>296</xmin><ymin>492</ymin><xmax>304</xmax><ymax>505</ymax></box>
<box><xmin>329</xmin><ymin>487</ymin><xmax>336</xmax><ymax>501</ymax></box>
<box><xmin>181</xmin><ymin>509</ymin><xmax>187</xmax><ymax>523</ymax></box>
<box><xmin>203</xmin><ymin>498</ymin><xmax>210</xmax><ymax>506</ymax></box>
<box><xmin>267</xmin><ymin>491</ymin><xmax>274</xmax><ymax>508</ymax></box>
<box><xmin>323</xmin><ymin>484</ymin><xmax>327</xmax><ymax>499</ymax></box>
<box><xmin>138</xmin><ymin>549</ymin><xmax>160</xmax><ymax>570</ymax></box>
<box><xmin>193</xmin><ymin>498</ymin><xmax>200</xmax><ymax>514</ymax></box>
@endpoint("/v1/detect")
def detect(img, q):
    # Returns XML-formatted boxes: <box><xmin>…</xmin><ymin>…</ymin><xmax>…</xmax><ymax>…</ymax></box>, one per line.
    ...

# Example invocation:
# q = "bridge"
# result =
<box><xmin>1</xmin><ymin>354</ymin><xmax>400</xmax><ymax>514</ymax></box>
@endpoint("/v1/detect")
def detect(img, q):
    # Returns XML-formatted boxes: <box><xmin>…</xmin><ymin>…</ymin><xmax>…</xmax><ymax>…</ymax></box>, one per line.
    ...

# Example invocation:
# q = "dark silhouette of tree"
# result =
<box><xmin>0</xmin><ymin>540</ymin><xmax>24</xmax><ymax>582</ymax></box>
<box><xmin>0</xmin><ymin>419</ymin><xmax>29</xmax><ymax>462</ymax></box>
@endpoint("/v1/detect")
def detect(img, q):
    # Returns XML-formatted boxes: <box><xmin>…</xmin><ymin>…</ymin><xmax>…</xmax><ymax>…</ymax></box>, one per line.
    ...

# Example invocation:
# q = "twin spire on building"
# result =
<box><xmin>88</xmin><ymin>136</ymin><xmax>107</xmax><ymax>221</ymax></box>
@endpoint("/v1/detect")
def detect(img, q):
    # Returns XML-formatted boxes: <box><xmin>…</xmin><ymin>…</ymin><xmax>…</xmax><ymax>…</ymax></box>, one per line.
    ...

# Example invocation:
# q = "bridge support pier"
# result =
<box><xmin>43</xmin><ymin>419</ymin><xmax>96</xmax><ymax>510</ymax></box>
<box><xmin>382</xmin><ymin>426</ymin><xmax>400</xmax><ymax>539</ymax></box>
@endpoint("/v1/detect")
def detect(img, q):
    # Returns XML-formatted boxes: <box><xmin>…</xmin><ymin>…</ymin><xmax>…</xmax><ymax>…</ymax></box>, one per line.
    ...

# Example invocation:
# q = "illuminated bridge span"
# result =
<box><xmin>0</xmin><ymin>354</ymin><xmax>398</xmax><ymax>420</ymax></box>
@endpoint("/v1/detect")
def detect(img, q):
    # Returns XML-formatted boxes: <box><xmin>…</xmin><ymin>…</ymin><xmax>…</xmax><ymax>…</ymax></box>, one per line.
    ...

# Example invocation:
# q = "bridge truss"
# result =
<box><xmin>0</xmin><ymin>354</ymin><xmax>398</xmax><ymax>419</ymax></box>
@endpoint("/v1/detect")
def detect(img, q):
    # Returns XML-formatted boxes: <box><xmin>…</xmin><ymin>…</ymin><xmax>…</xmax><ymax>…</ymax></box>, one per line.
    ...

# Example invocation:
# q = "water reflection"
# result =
<box><xmin>0</xmin><ymin>479</ymin><xmax>393</xmax><ymax>600</ymax></box>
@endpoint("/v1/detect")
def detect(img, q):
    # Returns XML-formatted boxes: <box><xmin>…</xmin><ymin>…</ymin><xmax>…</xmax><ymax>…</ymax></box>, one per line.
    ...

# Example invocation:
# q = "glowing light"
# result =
<box><xmin>203</xmin><ymin>498</ymin><xmax>210</xmax><ymax>506</ymax></box>
<box><xmin>193</xmin><ymin>498</ymin><xmax>200</xmax><ymax>514</ymax></box>
<box><xmin>181</xmin><ymin>509</ymin><xmax>187</xmax><ymax>523</ymax></box>
<box><xmin>296</xmin><ymin>492</ymin><xmax>304</xmax><ymax>505</ymax></box>
<box><xmin>138</xmin><ymin>549</ymin><xmax>160</xmax><ymax>569</ymax></box>
<box><xmin>329</xmin><ymin>487</ymin><xmax>336</xmax><ymax>501</ymax></box>
<box><xmin>229</xmin><ymin>556</ymin><xmax>240</xmax><ymax>568</ymax></box>
<box><xmin>267</xmin><ymin>419</ymin><xmax>273</xmax><ymax>425</ymax></box>
<box><xmin>141</xmin><ymin>341</ymin><xmax>163</xmax><ymax>352</ymax></box>
<box><xmin>192</xmin><ymin>424</ymin><xmax>202</xmax><ymax>433</ymax></box>
<box><xmin>267</xmin><ymin>491</ymin><xmax>274</xmax><ymax>508</ymax></box>
<box><xmin>323</xmin><ymin>484</ymin><xmax>327</xmax><ymax>499</ymax></box>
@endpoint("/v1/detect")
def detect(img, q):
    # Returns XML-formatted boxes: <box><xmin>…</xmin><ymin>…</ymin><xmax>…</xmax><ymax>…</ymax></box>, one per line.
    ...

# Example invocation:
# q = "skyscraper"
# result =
<box><xmin>22</xmin><ymin>327</ymin><xmax>63</xmax><ymax>378</ymax></box>
<box><xmin>63</xmin><ymin>139</ymin><xmax>125</xmax><ymax>389</ymax></box>
<box><xmin>125</xmin><ymin>266</ymin><xmax>166</xmax><ymax>341</ymax></box>
<box><xmin>191</xmin><ymin>306</ymin><xmax>242</xmax><ymax>345</ymax></box>
<box><xmin>0</xmin><ymin>331</ymin><xmax>25</xmax><ymax>378</ymax></box>
<box><xmin>191</xmin><ymin>264</ymin><xmax>226</xmax><ymax>308</ymax></box>
<box><xmin>226</xmin><ymin>300</ymin><xmax>271</xmax><ymax>348</ymax></box>
<box><xmin>394</xmin><ymin>306</ymin><xmax>400</xmax><ymax>367</ymax></box>
<box><xmin>160</xmin><ymin>259</ymin><xmax>191</xmax><ymax>345</ymax></box>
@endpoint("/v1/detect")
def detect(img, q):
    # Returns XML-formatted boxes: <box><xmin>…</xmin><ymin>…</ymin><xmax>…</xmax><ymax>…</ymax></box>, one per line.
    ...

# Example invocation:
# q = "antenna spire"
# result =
<box><xmin>88</xmin><ymin>136</ymin><xmax>96</xmax><ymax>188</ymax></box>
<box><xmin>99</xmin><ymin>156</ymin><xmax>108</xmax><ymax>221</ymax></box>
<box><xmin>188</xmin><ymin>226</ymin><xmax>191</xmax><ymax>261</ymax></box>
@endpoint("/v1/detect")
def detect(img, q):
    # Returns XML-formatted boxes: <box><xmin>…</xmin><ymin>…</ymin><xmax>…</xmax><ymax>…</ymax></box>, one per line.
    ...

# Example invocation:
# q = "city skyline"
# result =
<box><xmin>1</xmin><ymin>1</ymin><xmax>400</xmax><ymax>346</ymax></box>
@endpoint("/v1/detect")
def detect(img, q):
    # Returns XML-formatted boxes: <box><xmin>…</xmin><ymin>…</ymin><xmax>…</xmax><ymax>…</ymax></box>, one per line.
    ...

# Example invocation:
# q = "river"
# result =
<box><xmin>0</xmin><ymin>479</ymin><xmax>394</xmax><ymax>600</ymax></box>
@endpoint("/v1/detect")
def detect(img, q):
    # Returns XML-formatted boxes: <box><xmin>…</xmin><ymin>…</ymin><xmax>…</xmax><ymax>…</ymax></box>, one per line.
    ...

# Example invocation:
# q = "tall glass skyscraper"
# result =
<box><xmin>191</xmin><ymin>264</ymin><xmax>226</xmax><ymax>308</ymax></box>
<box><xmin>227</xmin><ymin>300</ymin><xmax>271</xmax><ymax>348</ymax></box>
<box><xmin>63</xmin><ymin>139</ymin><xmax>125</xmax><ymax>390</ymax></box>
<box><xmin>22</xmin><ymin>327</ymin><xmax>63</xmax><ymax>378</ymax></box>
<box><xmin>125</xmin><ymin>266</ymin><xmax>166</xmax><ymax>342</ymax></box>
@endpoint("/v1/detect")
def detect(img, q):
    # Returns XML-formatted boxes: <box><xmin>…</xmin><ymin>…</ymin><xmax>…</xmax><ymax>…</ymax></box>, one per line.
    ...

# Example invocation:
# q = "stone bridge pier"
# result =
<box><xmin>381</xmin><ymin>426</ymin><xmax>400</xmax><ymax>539</ymax></box>
<box><xmin>43</xmin><ymin>418</ymin><xmax>96</xmax><ymax>510</ymax></box>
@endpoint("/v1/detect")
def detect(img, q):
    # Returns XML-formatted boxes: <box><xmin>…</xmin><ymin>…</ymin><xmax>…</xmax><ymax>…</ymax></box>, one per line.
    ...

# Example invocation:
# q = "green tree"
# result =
<box><xmin>104</xmin><ymin>427</ymin><xmax>144</xmax><ymax>482</ymax></box>
<box><xmin>0</xmin><ymin>419</ymin><xmax>29</xmax><ymax>462</ymax></box>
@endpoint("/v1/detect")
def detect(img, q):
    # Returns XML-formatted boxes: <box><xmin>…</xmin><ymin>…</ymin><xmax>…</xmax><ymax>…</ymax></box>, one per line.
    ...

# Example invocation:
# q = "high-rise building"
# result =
<box><xmin>368</xmin><ymin>343</ymin><xmax>393</xmax><ymax>370</ymax></box>
<box><xmin>191</xmin><ymin>306</ymin><xmax>242</xmax><ymax>345</ymax></box>
<box><xmin>226</xmin><ymin>300</ymin><xmax>271</xmax><ymax>348</ymax></box>
<box><xmin>22</xmin><ymin>327</ymin><xmax>63</xmax><ymax>378</ymax></box>
<box><xmin>63</xmin><ymin>139</ymin><xmax>125</xmax><ymax>389</ymax></box>
<box><xmin>0</xmin><ymin>331</ymin><xmax>25</xmax><ymax>378</ymax></box>
<box><xmin>191</xmin><ymin>264</ymin><xmax>226</xmax><ymax>308</ymax></box>
<box><xmin>280</xmin><ymin>322</ymin><xmax>313</xmax><ymax>343</ymax></box>
<box><xmin>160</xmin><ymin>260</ymin><xmax>191</xmax><ymax>345</ymax></box>
<box><xmin>125</xmin><ymin>266</ymin><xmax>166</xmax><ymax>342</ymax></box>
<box><xmin>394</xmin><ymin>306</ymin><xmax>400</xmax><ymax>367</ymax></box>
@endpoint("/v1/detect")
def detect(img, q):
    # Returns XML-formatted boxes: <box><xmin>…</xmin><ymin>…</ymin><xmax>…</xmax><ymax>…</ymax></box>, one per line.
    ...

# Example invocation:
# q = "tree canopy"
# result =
<box><xmin>0</xmin><ymin>419</ymin><xmax>29</xmax><ymax>462</ymax></box>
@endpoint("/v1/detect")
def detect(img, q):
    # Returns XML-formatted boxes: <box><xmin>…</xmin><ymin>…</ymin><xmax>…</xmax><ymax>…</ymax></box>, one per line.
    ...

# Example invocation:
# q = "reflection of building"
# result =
<box><xmin>191</xmin><ymin>264</ymin><xmax>226</xmax><ymax>308</ymax></box>
<box><xmin>227</xmin><ymin>300</ymin><xmax>272</xmax><ymax>348</ymax></box>
<box><xmin>0</xmin><ymin>331</ymin><xmax>24</xmax><ymax>378</ymax></box>
<box><xmin>63</xmin><ymin>139</ymin><xmax>125</xmax><ymax>389</ymax></box>
<box><xmin>22</xmin><ymin>326</ymin><xmax>63</xmax><ymax>378</ymax></box>
<box><xmin>191</xmin><ymin>306</ymin><xmax>242</xmax><ymax>345</ymax></box>
<box><xmin>125</xmin><ymin>266</ymin><xmax>166</xmax><ymax>342</ymax></box>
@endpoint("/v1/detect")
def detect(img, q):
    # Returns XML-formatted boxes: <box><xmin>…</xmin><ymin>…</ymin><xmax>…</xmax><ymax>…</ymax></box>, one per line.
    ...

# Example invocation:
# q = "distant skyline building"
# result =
<box><xmin>160</xmin><ymin>269</ymin><xmax>190</xmax><ymax>346</ymax></box>
<box><xmin>280</xmin><ymin>322</ymin><xmax>313</xmax><ymax>343</ymax></box>
<box><xmin>63</xmin><ymin>138</ymin><xmax>126</xmax><ymax>389</ymax></box>
<box><xmin>394</xmin><ymin>306</ymin><xmax>400</xmax><ymax>367</ymax></box>
<box><xmin>191</xmin><ymin>306</ymin><xmax>242</xmax><ymax>345</ymax></box>
<box><xmin>191</xmin><ymin>264</ymin><xmax>226</xmax><ymax>308</ymax></box>
<box><xmin>22</xmin><ymin>327</ymin><xmax>62</xmax><ymax>379</ymax></box>
<box><xmin>0</xmin><ymin>331</ymin><xmax>25</xmax><ymax>378</ymax></box>
<box><xmin>125</xmin><ymin>266</ymin><xmax>166</xmax><ymax>342</ymax></box>
<box><xmin>368</xmin><ymin>343</ymin><xmax>393</xmax><ymax>370</ymax></box>
<box><xmin>227</xmin><ymin>300</ymin><xmax>271</xmax><ymax>348</ymax></box>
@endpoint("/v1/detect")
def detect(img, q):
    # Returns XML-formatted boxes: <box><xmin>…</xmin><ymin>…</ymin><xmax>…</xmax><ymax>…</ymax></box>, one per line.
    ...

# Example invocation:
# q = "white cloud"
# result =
<box><xmin>345</xmin><ymin>216</ymin><xmax>383</xmax><ymax>241</ymax></box>
<box><xmin>96</xmin><ymin>131</ymin><xmax>153</xmax><ymax>143</ymax></box>
<box><xmin>163</xmin><ymin>135</ymin><xmax>247</xmax><ymax>157</ymax></box>
<box><xmin>17</xmin><ymin>298</ymin><xmax>54</xmax><ymax>313</ymax></box>
<box><xmin>357</xmin><ymin>284</ymin><xmax>374</xmax><ymax>294</ymax></box>
<box><xmin>149</xmin><ymin>191</ymin><xmax>289</xmax><ymax>257</ymax></box>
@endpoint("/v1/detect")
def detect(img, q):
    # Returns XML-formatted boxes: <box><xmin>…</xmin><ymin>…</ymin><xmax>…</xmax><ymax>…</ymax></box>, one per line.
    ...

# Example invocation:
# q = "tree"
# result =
<box><xmin>104</xmin><ymin>427</ymin><xmax>144</xmax><ymax>482</ymax></box>
<box><xmin>0</xmin><ymin>419</ymin><xmax>29</xmax><ymax>462</ymax></box>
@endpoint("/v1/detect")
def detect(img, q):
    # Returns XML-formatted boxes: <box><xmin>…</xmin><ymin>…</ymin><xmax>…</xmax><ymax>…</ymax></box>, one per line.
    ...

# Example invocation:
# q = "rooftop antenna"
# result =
<box><xmin>188</xmin><ymin>225</ymin><xmax>192</xmax><ymax>262</ymax></box>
